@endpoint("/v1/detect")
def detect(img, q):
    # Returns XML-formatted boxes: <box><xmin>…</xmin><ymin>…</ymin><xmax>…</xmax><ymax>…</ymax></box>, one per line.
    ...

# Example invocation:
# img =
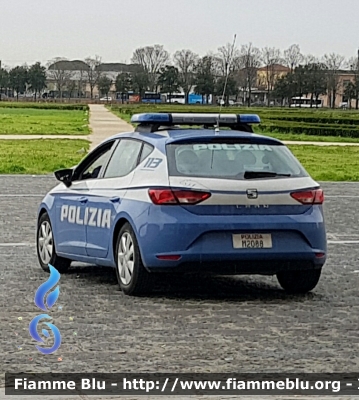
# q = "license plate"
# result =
<box><xmin>232</xmin><ymin>233</ymin><xmax>272</xmax><ymax>249</ymax></box>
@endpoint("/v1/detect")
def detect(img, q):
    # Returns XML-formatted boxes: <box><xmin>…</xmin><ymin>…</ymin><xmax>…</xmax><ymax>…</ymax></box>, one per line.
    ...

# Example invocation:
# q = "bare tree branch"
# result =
<box><xmin>131</xmin><ymin>45</ymin><xmax>169</xmax><ymax>91</ymax></box>
<box><xmin>173</xmin><ymin>49</ymin><xmax>198</xmax><ymax>102</ymax></box>
<box><xmin>239</xmin><ymin>43</ymin><xmax>261</xmax><ymax>106</ymax></box>
<box><xmin>284</xmin><ymin>44</ymin><xmax>303</xmax><ymax>72</ymax></box>
<box><xmin>323</xmin><ymin>53</ymin><xmax>345</xmax><ymax>108</ymax></box>
<box><xmin>216</xmin><ymin>43</ymin><xmax>240</xmax><ymax>76</ymax></box>
<box><xmin>47</xmin><ymin>57</ymin><xmax>74</xmax><ymax>99</ymax></box>
<box><xmin>261</xmin><ymin>47</ymin><xmax>282</xmax><ymax>105</ymax></box>
<box><xmin>84</xmin><ymin>55</ymin><xmax>102</xmax><ymax>99</ymax></box>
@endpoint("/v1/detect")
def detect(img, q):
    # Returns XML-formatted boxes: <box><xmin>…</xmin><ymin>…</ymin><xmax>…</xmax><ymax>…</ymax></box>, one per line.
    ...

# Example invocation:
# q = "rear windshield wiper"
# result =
<box><xmin>244</xmin><ymin>171</ymin><xmax>292</xmax><ymax>179</ymax></box>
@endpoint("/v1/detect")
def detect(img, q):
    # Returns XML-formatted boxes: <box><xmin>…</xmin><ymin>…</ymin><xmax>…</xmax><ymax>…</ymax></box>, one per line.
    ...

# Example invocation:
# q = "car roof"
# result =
<box><xmin>103</xmin><ymin>128</ymin><xmax>284</xmax><ymax>148</ymax></box>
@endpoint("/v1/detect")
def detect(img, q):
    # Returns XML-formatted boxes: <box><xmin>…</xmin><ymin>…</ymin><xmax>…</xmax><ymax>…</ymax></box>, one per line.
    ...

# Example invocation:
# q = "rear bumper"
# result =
<box><xmin>132</xmin><ymin>203</ymin><xmax>327</xmax><ymax>272</ymax></box>
<box><xmin>148</xmin><ymin>258</ymin><xmax>324</xmax><ymax>274</ymax></box>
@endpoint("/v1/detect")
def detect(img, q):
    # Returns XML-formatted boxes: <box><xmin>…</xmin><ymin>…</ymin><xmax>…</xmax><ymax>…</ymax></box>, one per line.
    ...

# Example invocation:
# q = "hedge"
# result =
<box><xmin>0</xmin><ymin>102</ymin><xmax>89</xmax><ymax>111</ymax></box>
<box><xmin>257</xmin><ymin>121</ymin><xmax>359</xmax><ymax>137</ymax></box>
<box><xmin>259</xmin><ymin>114</ymin><xmax>359</xmax><ymax>125</ymax></box>
<box><xmin>110</xmin><ymin>104</ymin><xmax>359</xmax><ymax>137</ymax></box>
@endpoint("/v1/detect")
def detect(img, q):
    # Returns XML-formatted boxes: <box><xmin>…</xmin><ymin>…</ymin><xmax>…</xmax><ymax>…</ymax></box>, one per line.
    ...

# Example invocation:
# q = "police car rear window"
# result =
<box><xmin>166</xmin><ymin>142</ymin><xmax>308</xmax><ymax>180</ymax></box>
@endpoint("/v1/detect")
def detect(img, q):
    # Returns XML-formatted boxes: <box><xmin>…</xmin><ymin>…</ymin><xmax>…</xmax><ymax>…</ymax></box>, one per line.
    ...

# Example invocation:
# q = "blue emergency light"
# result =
<box><xmin>131</xmin><ymin>113</ymin><xmax>261</xmax><ymax>125</ymax></box>
<box><xmin>131</xmin><ymin>113</ymin><xmax>171</xmax><ymax>123</ymax></box>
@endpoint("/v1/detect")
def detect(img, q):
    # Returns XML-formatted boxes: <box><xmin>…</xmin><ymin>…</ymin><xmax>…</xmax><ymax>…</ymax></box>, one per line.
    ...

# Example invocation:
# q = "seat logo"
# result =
<box><xmin>246</xmin><ymin>189</ymin><xmax>258</xmax><ymax>199</ymax></box>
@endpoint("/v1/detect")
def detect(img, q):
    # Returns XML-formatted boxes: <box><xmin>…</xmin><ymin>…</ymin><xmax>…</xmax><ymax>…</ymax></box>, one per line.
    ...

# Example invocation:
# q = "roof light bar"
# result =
<box><xmin>238</xmin><ymin>114</ymin><xmax>261</xmax><ymax>124</ymax></box>
<box><xmin>131</xmin><ymin>113</ymin><xmax>261</xmax><ymax>125</ymax></box>
<box><xmin>131</xmin><ymin>113</ymin><xmax>171</xmax><ymax>124</ymax></box>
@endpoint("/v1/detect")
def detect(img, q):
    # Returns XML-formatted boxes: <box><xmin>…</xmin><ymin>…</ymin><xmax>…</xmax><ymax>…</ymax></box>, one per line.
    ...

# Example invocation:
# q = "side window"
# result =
<box><xmin>139</xmin><ymin>143</ymin><xmax>154</xmax><ymax>163</ymax></box>
<box><xmin>74</xmin><ymin>142</ymin><xmax>114</xmax><ymax>181</ymax></box>
<box><xmin>104</xmin><ymin>139</ymin><xmax>143</xmax><ymax>178</ymax></box>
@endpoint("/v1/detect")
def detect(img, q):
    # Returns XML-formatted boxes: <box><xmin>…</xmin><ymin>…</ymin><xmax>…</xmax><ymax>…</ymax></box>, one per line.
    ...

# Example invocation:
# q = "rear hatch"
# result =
<box><xmin>162</xmin><ymin>137</ymin><xmax>323</xmax><ymax>215</ymax></box>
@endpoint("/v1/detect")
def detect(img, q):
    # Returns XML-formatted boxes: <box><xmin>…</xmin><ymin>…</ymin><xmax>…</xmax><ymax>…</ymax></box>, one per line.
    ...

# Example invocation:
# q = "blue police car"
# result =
<box><xmin>37</xmin><ymin>113</ymin><xmax>327</xmax><ymax>296</ymax></box>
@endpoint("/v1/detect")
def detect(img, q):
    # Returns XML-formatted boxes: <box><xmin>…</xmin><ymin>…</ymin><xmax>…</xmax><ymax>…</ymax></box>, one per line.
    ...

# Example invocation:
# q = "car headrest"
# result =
<box><xmin>235</xmin><ymin>150</ymin><xmax>256</xmax><ymax>165</ymax></box>
<box><xmin>177</xmin><ymin>149</ymin><xmax>199</xmax><ymax>166</ymax></box>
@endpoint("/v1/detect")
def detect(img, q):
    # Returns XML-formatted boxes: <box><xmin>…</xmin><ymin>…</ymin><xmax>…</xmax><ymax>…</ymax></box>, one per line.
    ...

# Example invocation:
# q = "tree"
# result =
<box><xmin>9</xmin><ymin>66</ymin><xmax>28</xmax><ymax>100</ymax></box>
<box><xmin>291</xmin><ymin>65</ymin><xmax>309</xmax><ymax>102</ymax></box>
<box><xmin>115</xmin><ymin>73</ymin><xmax>132</xmax><ymax>102</ymax></box>
<box><xmin>261</xmin><ymin>47</ymin><xmax>282</xmax><ymax>106</ymax></box>
<box><xmin>347</xmin><ymin>57</ymin><xmax>359</xmax><ymax>109</ymax></box>
<box><xmin>28</xmin><ymin>62</ymin><xmax>47</xmax><ymax>100</ymax></box>
<box><xmin>194</xmin><ymin>55</ymin><xmax>216</xmax><ymax>104</ymax></box>
<box><xmin>304</xmin><ymin>54</ymin><xmax>318</xmax><ymax>65</ymax></box>
<box><xmin>76</xmin><ymin>64</ymin><xmax>88</xmax><ymax>98</ymax></box>
<box><xmin>272</xmin><ymin>74</ymin><xmax>293</xmax><ymax>106</ymax></box>
<box><xmin>215</xmin><ymin>75</ymin><xmax>237</xmax><ymax>105</ymax></box>
<box><xmin>323</xmin><ymin>53</ymin><xmax>345</xmax><ymax>109</ymax></box>
<box><xmin>97</xmin><ymin>76</ymin><xmax>112</xmax><ymax>98</ymax></box>
<box><xmin>343</xmin><ymin>81</ymin><xmax>356</xmax><ymax>109</ymax></box>
<box><xmin>284</xmin><ymin>44</ymin><xmax>303</xmax><ymax>72</ymax></box>
<box><xmin>47</xmin><ymin>57</ymin><xmax>74</xmax><ymax>99</ymax></box>
<box><xmin>214</xmin><ymin>43</ymin><xmax>241</xmax><ymax>105</ymax></box>
<box><xmin>173</xmin><ymin>49</ymin><xmax>198</xmax><ymax>103</ymax></box>
<box><xmin>216</xmin><ymin>42</ymin><xmax>240</xmax><ymax>76</ymax></box>
<box><xmin>0</xmin><ymin>68</ymin><xmax>9</xmax><ymax>100</ymax></box>
<box><xmin>131</xmin><ymin>45</ymin><xmax>169</xmax><ymax>91</ymax></box>
<box><xmin>239</xmin><ymin>43</ymin><xmax>261</xmax><ymax>106</ymax></box>
<box><xmin>131</xmin><ymin>71</ymin><xmax>149</xmax><ymax>100</ymax></box>
<box><xmin>305</xmin><ymin>62</ymin><xmax>327</xmax><ymax>107</ymax></box>
<box><xmin>65</xmin><ymin>79</ymin><xmax>77</xmax><ymax>99</ymax></box>
<box><xmin>84</xmin><ymin>56</ymin><xmax>102</xmax><ymax>99</ymax></box>
<box><xmin>157</xmin><ymin>66</ymin><xmax>180</xmax><ymax>101</ymax></box>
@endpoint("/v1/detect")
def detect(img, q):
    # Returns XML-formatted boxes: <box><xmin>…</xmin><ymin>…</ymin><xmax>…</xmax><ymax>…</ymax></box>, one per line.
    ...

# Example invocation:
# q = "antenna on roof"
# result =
<box><xmin>215</xmin><ymin>34</ymin><xmax>237</xmax><ymax>134</ymax></box>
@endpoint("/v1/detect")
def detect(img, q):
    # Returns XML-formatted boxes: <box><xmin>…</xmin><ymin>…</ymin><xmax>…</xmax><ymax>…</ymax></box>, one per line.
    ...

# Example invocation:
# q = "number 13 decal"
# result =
<box><xmin>143</xmin><ymin>158</ymin><xmax>163</xmax><ymax>169</ymax></box>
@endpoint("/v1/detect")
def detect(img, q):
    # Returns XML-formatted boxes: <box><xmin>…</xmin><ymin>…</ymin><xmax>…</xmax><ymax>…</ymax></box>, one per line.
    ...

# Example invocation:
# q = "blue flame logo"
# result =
<box><xmin>29</xmin><ymin>314</ymin><xmax>61</xmax><ymax>354</ymax></box>
<box><xmin>34</xmin><ymin>264</ymin><xmax>60</xmax><ymax>311</ymax></box>
<box><xmin>29</xmin><ymin>265</ymin><xmax>61</xmax><ymax>354</ymax></box>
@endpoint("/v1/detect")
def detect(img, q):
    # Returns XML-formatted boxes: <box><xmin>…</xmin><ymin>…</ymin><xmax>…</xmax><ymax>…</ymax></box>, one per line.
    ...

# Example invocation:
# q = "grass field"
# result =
<box><xmin>0</xmin><ymin>140</ymin><xmax>89</xmax><ymax>174</ymax></box>
<box><xmin>109</xmin><ymin>104</ymin><xmax>359</xmax><ymax>142</ymax></box>
<box><xmin>0</xmin><ymin>139</ymin><xmax>358</xmax><ymax>180</ymax></box>
<box><xmin>0</xmin><ymin>108</ymin><xmax>90</xmax><ymax>135</ymax></box>
<box><xmin>288</xmin><ymin>145</ymin><xmax>359</xmax><ymax>181</ymax></box>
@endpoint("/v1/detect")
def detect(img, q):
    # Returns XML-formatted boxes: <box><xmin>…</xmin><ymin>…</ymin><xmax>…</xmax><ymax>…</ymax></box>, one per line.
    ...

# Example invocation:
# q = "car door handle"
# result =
<box><xmin>110</xmin><ymin>197</ymin><xmax>120</xmax><ymax>203</ymax></box>
<box><xmin>78</xmin><ymin>197</ymin><xmax>88</xmax><ymax>204</ymax></box>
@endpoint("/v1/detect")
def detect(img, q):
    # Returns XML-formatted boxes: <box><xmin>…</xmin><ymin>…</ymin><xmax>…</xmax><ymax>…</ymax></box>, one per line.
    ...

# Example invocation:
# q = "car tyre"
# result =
<box><xmin>115</xmin><ymin>223</ymin><xmax>152</xmax><ymax>296</ymax></box>
<box><xmin>276</xmin><ymin>268</ymin><xmax>322</xmax><ymax>294</ymax></box>
<box><xmin>37</xmin><ymin>212</ymin><xmax>71</xmax><ymax>273</ymax></box>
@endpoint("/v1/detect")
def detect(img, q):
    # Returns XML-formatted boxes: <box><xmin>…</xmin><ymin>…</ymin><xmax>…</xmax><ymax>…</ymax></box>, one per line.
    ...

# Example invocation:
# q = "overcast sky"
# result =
<box><xmin>1</xmin><ymin>0</ymin><xmax>358</xmax><ymax>67</ymax></box>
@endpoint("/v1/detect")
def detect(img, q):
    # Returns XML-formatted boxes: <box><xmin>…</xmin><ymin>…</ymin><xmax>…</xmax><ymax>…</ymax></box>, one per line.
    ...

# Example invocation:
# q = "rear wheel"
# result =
<box><xmin>115</xmin><ymin>223</ymin><xmax>152</xmax><ymax>296</ymax></box>
<box><xmin>277</xmin><ymin>268</ymin><xmax>322</xmax><ymax>294</ymax></box>
<box><xmin>37</xmin><ymin>212</ymin><xmax>71</xmax><ymax>273</ymax></box>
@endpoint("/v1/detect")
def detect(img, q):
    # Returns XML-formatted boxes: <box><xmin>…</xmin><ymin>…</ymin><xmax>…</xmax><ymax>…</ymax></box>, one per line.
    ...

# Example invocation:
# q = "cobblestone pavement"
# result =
<box><xmin>0</xmin><ymin>176</ymin><xmax>358</xmax><ymax>399</ymax></box>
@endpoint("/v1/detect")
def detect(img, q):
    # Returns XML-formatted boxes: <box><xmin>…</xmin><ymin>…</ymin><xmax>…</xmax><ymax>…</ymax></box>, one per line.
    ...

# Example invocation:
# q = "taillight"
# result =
<box><xmin>148</xmin><ymin>189</ymin><xmax>211</xmax><ymax>205</ymax></box>
<box><xmin>148</xmin><ymin>189</ymin><xmax>177</xmax><ymax>205</ymax></box>
<box><xmin>290</xmin><ymin>189</ymin><xmax>324</xmax><ymax>205</ymax></box>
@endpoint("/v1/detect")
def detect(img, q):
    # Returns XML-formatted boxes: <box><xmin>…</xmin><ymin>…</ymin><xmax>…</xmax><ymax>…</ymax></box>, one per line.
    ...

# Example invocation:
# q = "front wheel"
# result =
<box><xmin>115</xmin><ymin>223</ymin><xmax>152</xmax><ymax>296</ymax></box>
<box><xmin>37</xmin><ymin>212</ymin><xmax>71</xmax><ymax>273</ymax></box>
<box><xmin>276</xmin><ymin>268</ymin><xmax>322</xmax><ymax>294</ymax></box>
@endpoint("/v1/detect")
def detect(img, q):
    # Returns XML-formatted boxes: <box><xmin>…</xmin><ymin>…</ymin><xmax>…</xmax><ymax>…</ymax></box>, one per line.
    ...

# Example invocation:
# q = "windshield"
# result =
<box><xmin>167</xmin><ymin>142</ymin><xmax>308</xmax><ymax>180</ymax></box>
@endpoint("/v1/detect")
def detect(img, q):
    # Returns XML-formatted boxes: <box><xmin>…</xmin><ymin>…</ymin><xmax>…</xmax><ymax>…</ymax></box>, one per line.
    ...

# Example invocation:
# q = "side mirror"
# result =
<box><xmin>54</xmin><ymin>168</ymin><xmax>73</xmax><ymax>187</ymax></box>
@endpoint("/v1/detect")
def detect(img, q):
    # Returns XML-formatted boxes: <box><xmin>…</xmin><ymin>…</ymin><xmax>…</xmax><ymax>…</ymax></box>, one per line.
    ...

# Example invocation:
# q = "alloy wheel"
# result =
<box><xmin>38</xmin><ymin>221</ymin><xmax>53</xmax><ymax>265</ymax></box>
<box><xmin>117</xmin><ymin>232</ymin><xmax>135</xmax><ymax>285</ymax></box>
